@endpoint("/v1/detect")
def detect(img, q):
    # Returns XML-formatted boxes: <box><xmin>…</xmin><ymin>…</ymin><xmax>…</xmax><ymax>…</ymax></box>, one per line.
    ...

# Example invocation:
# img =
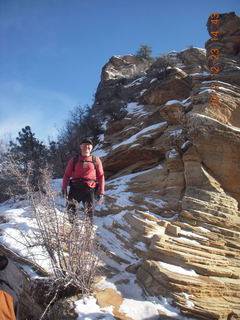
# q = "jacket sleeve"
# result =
<box><xmin>96</xmin><ymin>157</ymin><xmax>105</xmax><ymax>195</ymax></box>
<box><xmin>62</xmin><ymin>157</ymin><xmax>74</xmax><ymax>191</ymax></box>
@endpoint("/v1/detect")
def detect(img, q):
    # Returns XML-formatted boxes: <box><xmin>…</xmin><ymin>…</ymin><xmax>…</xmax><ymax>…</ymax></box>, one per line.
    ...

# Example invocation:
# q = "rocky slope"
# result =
<box><xmin>92</xmin><ymin>11</ymin><xmax>240</xmax><ymax>320</ymax></box>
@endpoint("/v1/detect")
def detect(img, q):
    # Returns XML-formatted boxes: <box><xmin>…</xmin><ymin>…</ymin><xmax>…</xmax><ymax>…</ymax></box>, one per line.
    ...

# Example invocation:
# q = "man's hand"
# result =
<box><xmin>97</xmin><ymin>194</ymin><xmax>104</xmax><ymax>205</ymax></box>
<box><xmin>61</xmin><ymin>189</ymin><xmax>68</xmax><ymax>199</ymax></box>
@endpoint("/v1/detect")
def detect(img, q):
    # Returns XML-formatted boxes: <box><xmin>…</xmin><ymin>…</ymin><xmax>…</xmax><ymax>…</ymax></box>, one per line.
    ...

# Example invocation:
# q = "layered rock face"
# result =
<box><xmin>93</xmin><ymin>12</ymin><xmax>240</xmax><ymax>320</ymax></box>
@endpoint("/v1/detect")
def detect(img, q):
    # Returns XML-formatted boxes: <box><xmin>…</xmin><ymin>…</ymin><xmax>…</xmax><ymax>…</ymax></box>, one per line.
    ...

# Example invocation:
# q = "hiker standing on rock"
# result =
<box><xmin>61</xmin><ymin>138</ymin><xmax>105</xmax><ymax>224</ymax></box>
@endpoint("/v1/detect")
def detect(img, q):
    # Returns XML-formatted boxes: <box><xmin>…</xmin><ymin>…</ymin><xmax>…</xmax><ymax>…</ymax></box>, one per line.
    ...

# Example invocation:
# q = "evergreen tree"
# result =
<box><xmin>8</xmin><ymin>126</ymin><xmax>48</xmax><ymax>187</ymax></box>
<box><xmin>9</xmin><ymin>126</ymin><xmax>47</xmax><ymax>169</ymax></box>
<box><xmin>47</xmin><ymin>140</ymin><xmax>65</xmax><ymax>177</ymax></box>
<box><xmin>135</xmin><ymin>44</ymin><xmax>153</xmax><ymax>61</ymax></box>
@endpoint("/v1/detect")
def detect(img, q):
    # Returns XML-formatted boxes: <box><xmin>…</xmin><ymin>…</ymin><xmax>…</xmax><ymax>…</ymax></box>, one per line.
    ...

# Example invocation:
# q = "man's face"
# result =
<box><xmin>80</xmin><ymin>143</ymin><xmax>93</xmax><ymax>155</ymax></box>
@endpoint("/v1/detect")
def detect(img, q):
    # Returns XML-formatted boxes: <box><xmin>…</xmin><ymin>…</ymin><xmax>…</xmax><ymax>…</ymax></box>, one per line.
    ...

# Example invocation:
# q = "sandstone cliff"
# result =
<box><xmin>91</xmin><ymin>11</ymin><xmax>240</xmax><ymax>320</ymax></box>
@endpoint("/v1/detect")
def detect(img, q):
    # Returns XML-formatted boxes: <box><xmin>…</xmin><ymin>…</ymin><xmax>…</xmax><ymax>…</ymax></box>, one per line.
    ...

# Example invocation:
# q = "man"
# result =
<box><xmin>62</xmin><ymin>138</ymin><xmax>105</xmax><ymax>224</ymax></box>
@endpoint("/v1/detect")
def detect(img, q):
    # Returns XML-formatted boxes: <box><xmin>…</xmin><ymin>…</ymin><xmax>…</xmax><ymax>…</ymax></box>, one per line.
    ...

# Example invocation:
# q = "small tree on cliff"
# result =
<box><xmin>135</xmin><ymin>44</ymin><xmax>153</xmax><ymax>62</ymax></box>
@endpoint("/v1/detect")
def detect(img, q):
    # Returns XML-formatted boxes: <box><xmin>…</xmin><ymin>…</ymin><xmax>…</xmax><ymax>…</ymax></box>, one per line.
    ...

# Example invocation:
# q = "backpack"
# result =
<box><xmin>0</xmin><ymin>291</ymin><xmax>16</xmax><ymax>320</ymax></box>
<box><xmin>72</xmin><ymin>154</ymin><xmax>98</xmax><ymax>172</ymax></box>
<box><xmin>70</xmin><ymin>155</ymin><xmax>99</xmax><ymax>188</ymax></box>
<box><xmin>0</xmin><ymin>255</ymin><xmax>23</xmax><ymax>320</ymax></box>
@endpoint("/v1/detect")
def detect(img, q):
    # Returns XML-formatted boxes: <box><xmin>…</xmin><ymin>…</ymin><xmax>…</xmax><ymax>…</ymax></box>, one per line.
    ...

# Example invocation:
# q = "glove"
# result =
<box><xmin>97</xmin><ymin>194</ymin><xmax>104</xmax><ymax>201</ymax></box>
<box><xmin>97</xmin><ymin>194</ymin><xmax>104</xmax><ymax>204</ymax></box>
<box><xmin>61</xmin><ymin>189</ymin><xmax>67</xmax><ymax>199</ymax></box>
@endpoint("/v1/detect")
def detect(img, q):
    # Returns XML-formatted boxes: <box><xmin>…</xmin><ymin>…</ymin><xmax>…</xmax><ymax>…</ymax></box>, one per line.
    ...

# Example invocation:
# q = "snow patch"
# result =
<box><xmin>113</xmin><ymin>122</ymin><xmax>167</xmax><ymax>150</ymax></box>
<box><xmin>169</xmin><ymin>129</ymin><xmax>182</xmax><ymax>137</ymax></box>
<box><xmin>75</xmin><ymin>297</ymin><xmax>115</xmax><ymax>320</ymax></box>
<box><xmin>123</xmin><ymin>76</ymin><xmax>145</xmax><ymax>88</ymax></box>
<box><xmin>159</xmin><ymin>262</ymin><xmax>198</xmax><ymax>276</ymax></box>
<box><xmin>140</xmin><ymin>89</ymin><xmax>147</xmax><ymax>96</ymax></box>
<box><xmin>125</xmin><ymin>102</ymin><xmax>148</xmax><ymax>116</ymax></box>
<box><xmin>165</xmin><ymin>97</ymin><xmax>191</xmax><ymax>108</ymax></box>
<box><xmin>168</xmin><ymin>149</ymin><xmax>178</xmax><ymax>159</ymax></box>
<box><xmin>150</xmin><ymin>78</ymin><xmax>157</xmax><ymax>83</ymax></box>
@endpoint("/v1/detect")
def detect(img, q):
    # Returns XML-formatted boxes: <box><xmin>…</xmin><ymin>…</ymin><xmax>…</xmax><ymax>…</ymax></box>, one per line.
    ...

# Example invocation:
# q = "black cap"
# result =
<box><xmin>80</xmin><ymin>138</ymin><xmax>94</xmax><ymax>146</ymax></box>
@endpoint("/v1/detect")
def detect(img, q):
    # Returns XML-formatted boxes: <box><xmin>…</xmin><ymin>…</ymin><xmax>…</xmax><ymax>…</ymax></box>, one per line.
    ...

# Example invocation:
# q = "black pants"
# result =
<box><xmin>67</xmin><ymin>181</ymin><xmax>95</xmax><ymax>224</ymax></box>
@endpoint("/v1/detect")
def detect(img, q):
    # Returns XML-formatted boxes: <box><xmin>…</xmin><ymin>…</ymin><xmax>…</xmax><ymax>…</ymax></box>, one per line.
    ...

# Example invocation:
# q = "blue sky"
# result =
<box><xmin>0</xmin><ymin>0</ymin><xmax>239</xmax><ymax>143</ymax></box>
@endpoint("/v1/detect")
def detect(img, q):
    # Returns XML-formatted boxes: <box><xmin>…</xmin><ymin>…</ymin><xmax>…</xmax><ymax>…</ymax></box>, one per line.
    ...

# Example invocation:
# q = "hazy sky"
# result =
<box><xmin>0</xmin><ymin>0</ymin><xmax>239</xmax><ymax>143</ymax></box>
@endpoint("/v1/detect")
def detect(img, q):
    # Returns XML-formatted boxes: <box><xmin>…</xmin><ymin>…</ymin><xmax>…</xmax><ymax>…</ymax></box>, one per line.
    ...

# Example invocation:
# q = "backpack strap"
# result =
<box><xmin>72</xmin><ymin>155</ymin><xmax>98</xmax><ymax>172</ymax></box>
<box><xmin>92</xmin><ymin>156</ymin><xmax>98</xmax><ymax>170</ymax></box>
<box><xmin>72</xmin><ymin>154</ymin><xmax>79</xmax><ymax>172</ymax></box>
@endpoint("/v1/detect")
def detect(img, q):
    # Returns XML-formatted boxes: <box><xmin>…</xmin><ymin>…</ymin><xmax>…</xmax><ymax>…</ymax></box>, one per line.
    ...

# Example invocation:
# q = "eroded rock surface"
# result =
<box><xmin>93</xmin><ymin>11</ymin><xmax>240</xmax><ymax>320</ymax></box>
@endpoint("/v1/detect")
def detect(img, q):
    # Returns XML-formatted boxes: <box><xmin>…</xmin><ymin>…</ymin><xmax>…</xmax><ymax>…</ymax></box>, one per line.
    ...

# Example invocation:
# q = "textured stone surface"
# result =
<box><xmin>93</xmin><ymin>11</ymin><xmax>240</xmax><ymax>320</ymax></box>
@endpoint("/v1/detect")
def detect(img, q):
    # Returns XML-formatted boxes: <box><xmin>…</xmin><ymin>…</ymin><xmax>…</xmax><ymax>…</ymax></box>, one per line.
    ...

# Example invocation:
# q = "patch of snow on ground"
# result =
<box><xmin>75</xmin><ymin>297</ymin><xmax>115</xmax><ymax>320</ymax></box>
<box><xmin>95</xmin><ymin>273</ymin><xmax>194</xmax><ymax>320</ymax></box>
<box><xmin>182</xmin><ymin>293</ymin><xmax>195</xmax><ymax>308</ymax></box>
<box><xmin>0</xmin><ymin>203</ymin><xmax>53</xmax><ymax>272</ymax></box>
<box><xmin>140</xmin><ymin>89</ymin><xmax>147</xmax><ymax>95</ymax></box>
<box><xmin>160</xmin><ymin>262</ymin><xmax>198</xmax><ymax>276</ymax></box>
<box><xmin>144</xmin><ymin>197</ymin><xmax>168</xmax><ymax>208</ymax></box>
<box><xmin>198</xmin><ymin>88</ymin><xmax>218</xmax><ymax>95</ymax></box>
<box><xmin>96</xmin><ymin>277</ymin><xmax>119</xmax><ymax>291</ymax></box>
<box><xmin>186</xmin><ymin>300</ymin><xmax>195</xmax><ymax>308</ymax></box>
<box><xmin>168</xmin><ymin>148</ymin><xmax>178</xmax><ymax>158</ymax></box>
<box><xmin>119</xmin><ymin>299</ymin><xmax>166</xmax><ymax>320</ymax></box>
<box><xmin>196</xmin><ymin>226</ymin><xmax>210</xmax><ymax>232</ymax></box>
<box><xmin>119</xmin><ymin>295</ymin><xmax>197</xmax><ymax>320</ymax></box>
<box><xmin>202</xmin><ymin>80</ymin><xmax>238</xmax><ymax>89</ymax></box>
<box><xmin>189</xmin><ymin>72</ymin><xmax>210</xmax><ymax>76</ymax></box>
<box><xmin>150</xmin><ymin>78</ymin><xmax>157</xmax><ymax>83</ymax></box>
<box><xmin>165</xmin><ymin>99</ymin><xmax>180</xmax><ymax>105</ymax></box>
<box><xmin>181</xmin><ymin>140</ymin><xmax>190</xmax><ymax>149</ymax></box>
<box><xmin>169</xmin><ymin>129</ymin><xmax>183</xmax><ymax>137</ymax></box>
<box><xmin>218</xmin><ymin>86</ymin><xmax>239</xmax><ymax>95</ymax></box>
<box><xmin>181</xmin><ymin>230</ymin><xmax>208</xmax><ymax>239</ymax></box>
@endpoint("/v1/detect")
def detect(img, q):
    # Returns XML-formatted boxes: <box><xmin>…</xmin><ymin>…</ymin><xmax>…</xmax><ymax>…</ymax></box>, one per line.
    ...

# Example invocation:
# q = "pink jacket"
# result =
<box><xmin>62</xmin><ymin>155</ymin><xmax>105</xmax><ymax>195</ymax></box>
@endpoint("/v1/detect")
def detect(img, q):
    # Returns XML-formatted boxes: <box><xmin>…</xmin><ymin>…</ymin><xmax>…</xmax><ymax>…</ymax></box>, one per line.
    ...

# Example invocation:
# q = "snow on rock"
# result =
<box><xmin>0</xmin><ymin>203</ymin><xmax>53</xmax><ymax>272</ymax></box>
<box><xmin>165</xmin><ymin>99</ymin><xmax>181</xmax><ymax>106</ymax></box>
<box><xmin>75</xmin><ymin>297</ymin><xmax>115</xmax><ymax>320</ymax></box>
<box><xmin>168</xmin><ymin>148</ymin><xmax>178</xmax><ymax>158</ymax></box>
<box><xmin>159</xmin><ymin>262</ymin><xmax>198</xmax><ymax>276</ymax></box>
<box><xmin>93</xmin><ymin>148</ymin><xmax>108</xmax><ymax>158</ymax></box>
<box><xmin>119</xmin><ymin>299</ymin><xmax>164</xmax><ymax>320</ymax></box>
<box><xmin>198</xmin><ymin>88</ymin><xmax>217</xmax><ymax>95</ymax></box>
<box><xmin>125</xmin><ymin>102</ymin><xmax>148</xmax><ymax>116</ymax></box>
<box><xmin>123</xmin><ymin>76</ymin><xmax>145</xmax><ymax>88</ymax></box>
<box><xmin>140</xmin><ymin>88</ymin><xmax>147</xmax><ymax>96</ymax></box>
<box><xmin>165</xmin><ymin>97</ymin><xmax>191</xmax><ymax>108</ymax></box>
<box><xmin>113</xmin><ymin>121</ymin><xmax>167</xmax><ymax>150</ymax></box>
<box><xmin>169</xmin><ymin>129</ymin><xmax>182</xmax><ymax>137</ymax></box>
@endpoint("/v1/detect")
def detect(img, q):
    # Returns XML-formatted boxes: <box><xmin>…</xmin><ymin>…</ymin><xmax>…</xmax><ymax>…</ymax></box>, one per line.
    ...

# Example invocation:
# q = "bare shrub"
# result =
<box><xmin>148</xmin><ymin>54</ymin><xmax>178</xmax><ymax>79</ymax></box>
